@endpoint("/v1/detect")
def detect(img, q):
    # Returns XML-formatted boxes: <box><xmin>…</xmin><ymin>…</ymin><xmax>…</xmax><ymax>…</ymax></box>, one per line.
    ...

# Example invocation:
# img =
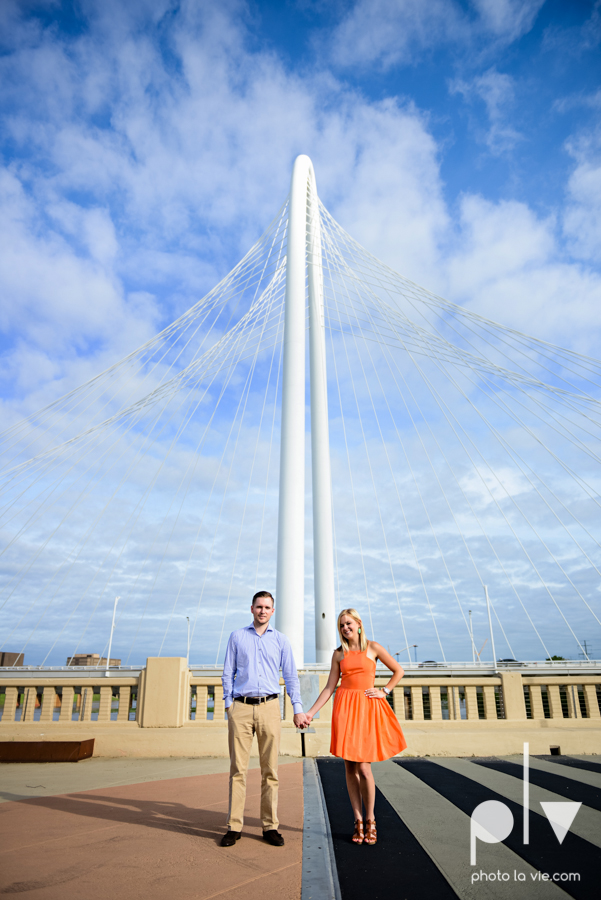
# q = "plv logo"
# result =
<box><xmin>470</xmin><ymin>743</ymin><xmax>581</xmax><ymax>864</ymax></box>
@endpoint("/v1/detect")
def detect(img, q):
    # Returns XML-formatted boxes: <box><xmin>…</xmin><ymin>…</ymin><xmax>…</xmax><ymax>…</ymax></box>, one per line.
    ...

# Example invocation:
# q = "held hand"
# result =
<box><xmin>293</xmin><ymin>712</ymin><xmax>308</xmax><ymax>729</ymax></box>
<box><xmin>364</xmin><ymin>688</ymin><xmax>387</xmax><ymax>699</ymax></box>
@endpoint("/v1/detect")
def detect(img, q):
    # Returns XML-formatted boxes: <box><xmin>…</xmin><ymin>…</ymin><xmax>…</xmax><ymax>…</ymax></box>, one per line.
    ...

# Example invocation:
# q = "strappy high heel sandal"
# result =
<box><xmin>364</xmin><ymin>819</ymin><xmax>377</xmax><ymax>845</ymax></box>
<box><xmin>352</xmin><ymin>819</ymin><xmax>364</xmax><ymax>844</ymax></box>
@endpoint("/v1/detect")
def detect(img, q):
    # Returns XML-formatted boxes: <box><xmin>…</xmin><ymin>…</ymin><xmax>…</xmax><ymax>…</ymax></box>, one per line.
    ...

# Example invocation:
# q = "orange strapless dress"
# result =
<box><xmin>330</xmin><ymin>650</ymin><xmax>407</xmax><ymax>762</ymax></box>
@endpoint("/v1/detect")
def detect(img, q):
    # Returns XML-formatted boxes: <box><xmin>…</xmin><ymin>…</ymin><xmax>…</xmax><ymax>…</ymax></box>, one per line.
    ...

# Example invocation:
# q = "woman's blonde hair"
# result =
<box><xmin>337</xmin><ymin>608</ymin><xmax>368</xmax><ymax>653</ymax></box>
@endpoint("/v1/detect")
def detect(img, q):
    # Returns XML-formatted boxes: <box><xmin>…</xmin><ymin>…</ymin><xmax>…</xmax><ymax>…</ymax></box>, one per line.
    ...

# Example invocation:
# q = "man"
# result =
<box><xmin>221</xmin><ymin>590</ymin><xmax>307</xmax><ymax>847</ymax></box>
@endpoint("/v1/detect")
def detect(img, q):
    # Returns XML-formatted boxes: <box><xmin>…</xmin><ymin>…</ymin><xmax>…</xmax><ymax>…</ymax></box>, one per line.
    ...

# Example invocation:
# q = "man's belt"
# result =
<box><xmin>234</xmin><ymin>694</ymin><xmax>278</xmax><ymax>705</ymax></box>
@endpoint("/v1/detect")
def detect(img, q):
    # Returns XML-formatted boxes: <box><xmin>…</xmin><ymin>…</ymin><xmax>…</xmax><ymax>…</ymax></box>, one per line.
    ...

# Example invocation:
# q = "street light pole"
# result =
<box><xmin>395</xmin><ymin>643</ymin><xmax>417</xmax><ymax>663</ymax></box>
<box><xmin>469</xmin><ymin>609</ymin><xmax>475</xmax><ymax>664</ymax></box>
<box><xmin>106</xmin><ymin>596</ymin><xmax>120</xmax><ymax>674</ymax></box>
<box><xmin>484</xmin><ymin>585</ymin><xmax>497</xmax><ymax>668</ymax></box>
<box><xmin>186</xmin><ymin>616</ymin><xmax>190</xmax><ymax>664</ymax></box>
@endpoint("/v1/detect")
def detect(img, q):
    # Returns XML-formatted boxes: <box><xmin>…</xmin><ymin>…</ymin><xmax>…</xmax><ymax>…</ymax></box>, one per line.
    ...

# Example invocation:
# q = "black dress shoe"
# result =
<box><xmin>220</xmin><ymin>830</ymin><xmax>241</xmax><ymax>847</ymax></box>
<box><xmin>262</xmin><ymin>829</ymin><xmax>285</xmax><ymax>846</ymax></box>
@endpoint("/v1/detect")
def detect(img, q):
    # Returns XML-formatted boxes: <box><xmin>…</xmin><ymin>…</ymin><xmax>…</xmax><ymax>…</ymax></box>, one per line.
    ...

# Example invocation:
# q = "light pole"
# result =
<box><xmin>186</xmin><ymin>616</ymin><xmax>190</xmax><ymax>664</ymax></box>
<box><xmin>106</xmin><ymin>596</ymin><xmax>120</xmax><ymax>675</ymax></box>
<box><xmin>484</xmin><ymin>585</ymin><xmax>497</xmax><ymax>668</ymax></box>
<box><xmin>395</xmin><ymin>644</ymin><xmax>417</xmax><ymax>663</ymax></box>
<box><xmin>469</xmin><ymin>609</ymin><xmax>475</xmax><ymax>664</ymax></box>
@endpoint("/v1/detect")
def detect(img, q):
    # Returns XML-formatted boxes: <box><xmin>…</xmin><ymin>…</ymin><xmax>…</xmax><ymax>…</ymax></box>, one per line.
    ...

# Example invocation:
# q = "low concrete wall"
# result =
<box><xmin>302</xmin><ymin>719</ymin><xmax>601</xmax><ymax>758</ymax></box>
<box><xmin>1</xmin><ymin>719</ymin><xmax>600</xmax><ymax>758</ymax></box>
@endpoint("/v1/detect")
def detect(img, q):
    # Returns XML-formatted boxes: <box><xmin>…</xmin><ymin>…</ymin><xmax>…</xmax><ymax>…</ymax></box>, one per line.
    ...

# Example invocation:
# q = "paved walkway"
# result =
<box><xmin>0</xmin><ymin>757</ymin><xmax>302</xmax><ymax>900</ymax></box>
<box><xmin>1</xmin><ymin>753</ymin><xmax>599</xmax><ymax>900</ymax></box>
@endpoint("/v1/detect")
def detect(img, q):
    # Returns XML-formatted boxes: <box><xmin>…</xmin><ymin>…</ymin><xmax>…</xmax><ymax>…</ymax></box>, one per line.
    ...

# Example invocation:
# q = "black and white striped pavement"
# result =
<box><xmin>302</xmin><ymin>754</ymin><xmax>601</xmax><ymax>900</ymax></box>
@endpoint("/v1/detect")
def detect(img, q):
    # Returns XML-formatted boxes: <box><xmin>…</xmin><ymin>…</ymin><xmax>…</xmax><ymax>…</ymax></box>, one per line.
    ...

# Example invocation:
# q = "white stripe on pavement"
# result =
<box><xmin>506</xmin><ymin>756</ymin><xmax>601</xmax><ymax>791</ymax></box>
<box><xmin>432</xmin><ymin>758</ymin><xmax>601</xmax><ymax>851</ymax></box>
<box><xmin>373</xmin><ymin>760</ymin><xmax>570</xmax><ymax>900</ymax></box>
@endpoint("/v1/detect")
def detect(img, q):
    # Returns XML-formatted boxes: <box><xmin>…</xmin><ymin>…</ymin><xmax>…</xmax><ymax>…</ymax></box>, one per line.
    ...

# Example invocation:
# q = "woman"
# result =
<box><xmin>305</xmin><ymin>608</ymin><xmax>406</xmax><ymax>845</ymax></box>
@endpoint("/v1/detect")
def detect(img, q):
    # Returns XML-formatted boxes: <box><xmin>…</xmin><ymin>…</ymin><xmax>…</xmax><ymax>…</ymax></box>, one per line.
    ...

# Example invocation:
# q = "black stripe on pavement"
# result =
<box><xmin>316</xmin><ymin>758</ymin><xmax>457</xmax><ymax>900</ymax></box>
<box><xmin>472</xmin><ymin>758</ymin><xmax>601</xmax><ymax>812</ymax></box>
<box><xmin>534</xmin><ymin>755</ymin><xmax>601</xmax><ymax>776</ymax></box>
<box><xmin>394</xmin><ymin>759</ymin><xmax>599</xmax><ymax>900</ymax></box>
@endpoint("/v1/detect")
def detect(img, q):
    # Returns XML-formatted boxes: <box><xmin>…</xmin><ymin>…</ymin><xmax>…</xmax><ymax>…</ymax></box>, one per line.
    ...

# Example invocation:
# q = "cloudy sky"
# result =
<box><xmin>1</xmin><ymin>0</ymin><xmax>600</xmax><ymax>665</ymax></box>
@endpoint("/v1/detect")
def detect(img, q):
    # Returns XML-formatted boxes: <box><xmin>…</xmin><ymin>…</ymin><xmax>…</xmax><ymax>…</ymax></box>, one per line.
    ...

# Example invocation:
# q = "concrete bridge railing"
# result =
<box><xmin>1</xmin><ymin>658</ymin><xmax>600</xmax><ymax>758</ymax></box>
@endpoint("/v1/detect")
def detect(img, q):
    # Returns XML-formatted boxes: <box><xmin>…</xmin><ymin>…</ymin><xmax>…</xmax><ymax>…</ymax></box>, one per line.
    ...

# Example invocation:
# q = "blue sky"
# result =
<box><xmin>257</xmin><ymin>0</ymin><xmax>601</xmax><ymax>209</ymax></box>
<box><xmin>1</xmin><ymin>0</ymin><xmax>600</xmax><ymax>664</ymax></box>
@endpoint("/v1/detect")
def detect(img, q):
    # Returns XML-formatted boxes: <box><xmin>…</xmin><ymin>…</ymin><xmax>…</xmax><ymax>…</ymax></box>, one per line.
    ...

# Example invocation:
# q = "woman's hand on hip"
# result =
<box><xmin>364</xmin><ymin>688</ymin><xmax>387</xmax><ymax>699</ymax></box>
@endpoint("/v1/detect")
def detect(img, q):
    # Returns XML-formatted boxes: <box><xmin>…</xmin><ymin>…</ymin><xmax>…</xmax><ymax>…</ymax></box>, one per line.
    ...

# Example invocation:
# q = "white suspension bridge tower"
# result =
<box><xmin>277</xmin><ymin>155</ymin><xmax>335</xmax><ymax>664</ymax></box>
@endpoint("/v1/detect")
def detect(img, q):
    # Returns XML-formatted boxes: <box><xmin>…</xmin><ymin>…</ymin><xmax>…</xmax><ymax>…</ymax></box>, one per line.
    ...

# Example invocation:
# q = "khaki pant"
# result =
<box><xmin>227</xmin><ymin>697</ymin><xmax>281</xmax><ymax>832</ymax></box>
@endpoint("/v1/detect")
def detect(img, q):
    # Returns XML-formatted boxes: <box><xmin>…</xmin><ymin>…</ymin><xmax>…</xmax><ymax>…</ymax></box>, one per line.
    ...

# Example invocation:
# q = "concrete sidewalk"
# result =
<box><xmin>0</xmin><ymin>758</ymin><xmax>303</xmax><ymax>900</ymax></box>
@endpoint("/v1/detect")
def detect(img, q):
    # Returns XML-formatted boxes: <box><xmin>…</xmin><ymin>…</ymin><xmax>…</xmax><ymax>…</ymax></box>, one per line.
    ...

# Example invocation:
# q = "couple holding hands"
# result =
<box><xmin>220</xmin><ymin>590</ymin><xmax>406</xmax><ymax>848</ymax></box>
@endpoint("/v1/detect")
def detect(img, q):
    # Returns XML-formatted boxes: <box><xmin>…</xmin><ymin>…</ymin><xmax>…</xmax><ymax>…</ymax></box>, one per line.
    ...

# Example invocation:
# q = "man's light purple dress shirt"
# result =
<box><xmin>222</xmin><ymin>622</ymin><xmax>303</xmax><ymax>713</ymax></box>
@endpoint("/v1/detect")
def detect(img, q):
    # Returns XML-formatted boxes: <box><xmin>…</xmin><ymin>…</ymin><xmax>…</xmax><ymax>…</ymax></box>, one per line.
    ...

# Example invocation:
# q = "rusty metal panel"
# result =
<box><xmin>0</xmin><ymin>738</ymin><xmax>94</xmax><ymax>762</ymax></box>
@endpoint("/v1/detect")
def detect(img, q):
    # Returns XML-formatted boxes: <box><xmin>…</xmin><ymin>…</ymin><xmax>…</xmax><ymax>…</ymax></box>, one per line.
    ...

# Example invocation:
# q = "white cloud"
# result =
<box><xmin>563</xmin><ymin>127</ymin><xmax>601</xmax><ymax>263</ymax></box>
<box><xmin>324</xmin><ymin>0</ymin><xmax>545</xmax><ymax>70</ymax></box>
<box><xmin>317</xmin><ymin>99</ymin><xmax>450</xmax><ymax>281</ymax></box>
<box><xmin>450</xmin><ymin>194</ymin><xmax>555</xmax><ymax>287</ymax></box>
<box><xmin>0</xmin><ymin>166</ymin><xmax>161</xmax><ymax>418</ymax></box>
<box><xmin>470</xmin><ymin>0</ymin><xmax>545</xmax><ymax>43</ymax></box>
<box><xmin>450</xmin><ymin>67</ymin><xmax>522</xmax><ymax>154</ymax></box>
<box><xmin>460</xmin><ymin>465</ymin><xmax>531</xmax><ymax>506</ymax></box>
<box><xmin>541</xmin><ymin>0</ymin><xmax>601</xmax><ymax>56</ymax></box>
<box><xmin>326</xmin><ymin>0</ymin><xmax>464</xmax><ymax>69</ymax></box>
<box><xmin>0</xmin><ymin>173</ymin><xmax>124</xmax><ymax>344</ymax></box>
<box><xmin>445</xmin><ymin>194</ymin><xmax>601</xmax><ymax>347</ymax></box>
